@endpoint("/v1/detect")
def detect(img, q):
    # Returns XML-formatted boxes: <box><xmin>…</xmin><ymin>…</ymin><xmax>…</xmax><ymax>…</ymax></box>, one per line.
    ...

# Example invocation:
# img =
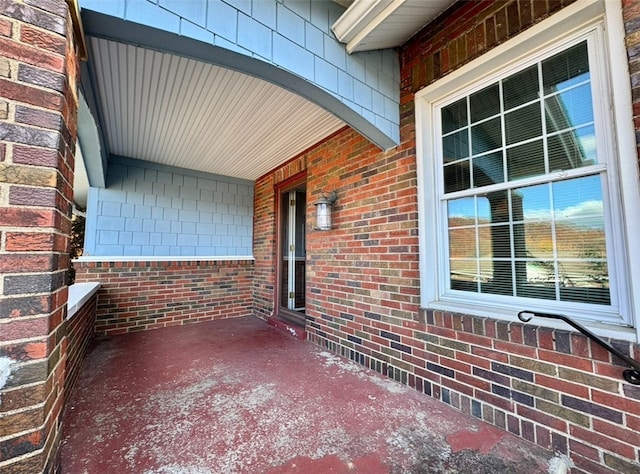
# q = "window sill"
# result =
<box><xmin>425</xmin><ymin>299</ymin><xmax>638</xmax><ymax>343</ymax></box>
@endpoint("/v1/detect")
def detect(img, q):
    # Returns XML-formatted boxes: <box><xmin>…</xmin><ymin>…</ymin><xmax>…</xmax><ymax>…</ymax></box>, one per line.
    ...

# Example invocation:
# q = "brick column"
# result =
<box><xmin>0</xmin><ymin>1</ymin><xmax>82</xmax><ymax>472</ymax></box>
<box><xmin>624</xmin><ymin>0</ymin><xmax>640</xmax><ymax>163</ymax></box>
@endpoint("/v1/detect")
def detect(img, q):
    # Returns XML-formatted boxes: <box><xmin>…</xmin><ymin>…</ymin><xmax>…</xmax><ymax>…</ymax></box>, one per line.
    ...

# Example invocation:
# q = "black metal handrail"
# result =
<box><xmin>518</xmin><ymin>310</ymin><xmax>640</xmax><ymax>385</ymax></box>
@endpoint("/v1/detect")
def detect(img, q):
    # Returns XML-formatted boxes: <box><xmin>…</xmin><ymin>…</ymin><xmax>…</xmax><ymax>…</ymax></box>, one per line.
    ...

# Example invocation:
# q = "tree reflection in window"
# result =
<box><xmin>443</xmin><ymin>40</ymin><xmax>610</xmax><ymax>305</ymax></box>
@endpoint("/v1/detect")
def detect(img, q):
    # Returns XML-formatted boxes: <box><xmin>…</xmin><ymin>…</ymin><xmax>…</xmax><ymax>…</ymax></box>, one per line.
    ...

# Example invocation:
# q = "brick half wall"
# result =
<box><xmin>308</xmin><ymin>309</ymin><xmax>640</xmax><ymax>473</ymax></box>
<box><xmin>74</xmin><ymin>259</ymin><xmax>254</xmax><ymax>336</ymax></box>
<box><xmin>65</xmin><ymin>289</ymin><xmax>98</xmax><ymax>396</ymax></box>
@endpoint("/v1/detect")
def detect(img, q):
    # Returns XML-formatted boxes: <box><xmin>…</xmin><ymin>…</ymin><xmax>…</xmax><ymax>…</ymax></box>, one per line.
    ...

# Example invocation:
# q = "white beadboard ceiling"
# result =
<box><xmin>84</xmin><ymin>0</ymin><xmax>455</xmax><ymax>186</ymax></box>
<box><xmin>87</xmin><ymin>36</ymin><xmax>345</xmax><ymax>181</ymax></box>
<box><xmin>332</xmin><ymin>0</ymin><xmax>454</xmax><ymax>53</ymax></box>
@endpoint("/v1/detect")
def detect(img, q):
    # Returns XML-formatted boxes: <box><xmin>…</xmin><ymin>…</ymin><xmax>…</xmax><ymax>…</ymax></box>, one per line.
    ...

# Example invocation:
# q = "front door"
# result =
<box><xmin>278</xmin><ymin>187</ymin><xmax>306</xmax><ymax>326</ymax></box>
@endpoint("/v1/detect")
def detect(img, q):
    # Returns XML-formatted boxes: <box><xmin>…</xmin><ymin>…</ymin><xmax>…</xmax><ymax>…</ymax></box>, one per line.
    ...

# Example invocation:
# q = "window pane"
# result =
<box><xmin>449</xmin><ymin>228</ymin><xmax>477</xmax><ymax>258</ymax></box>
<box><xmin>477</xmin><ymin>259</ymin><xmax>493</xmax><ymax>284</ymax></box>
<box><xmin>542</xmin><ymin>41</ymin><xmax>589</xmax><ymax>93</ymax></box>
<box><xmin>517</xmin><ymin>262</ymin><xmax>558</xmax><ymax>300</ymax></box>
<box><xmin>486</xmin><ymin>191</ymin><xmax>510</xmax><ymax>223</ymax></box>
<box><xmin>443</xmin><ymin>129</ymin><xmax>469</xmax><ymax>160</ymax></box>
<box><xmin>451</xmin><ymin>260</ymin><xmax>480</xmax><ymax>291</ymax></box>
<box><xmin>558</xmin><ymin>260</ymin><xmax>610</xmax><ymax>305</ymax></box>
<box><xmin>545</xmin><ymin>83</ymin><xmax>593</xmax><ymax>133</ymax></box>
<box><xmin>470</xmin><ymin>84</ymin><xmax>500</xmax><ymax>123</ymax></box>
<box><xmin>444</xmin><ymin>161</ymin><xmax>471</xmax><ymax>193</ymax></box>
<box><xmin>438</xmin><ymin>36</ymin><xmax>613</xmax><ymax>310</ymax></box>
<box><xmin>506</xmin><ymin>140</ymin><xmax>545</xmax><ymax>180</ymax></box>
<box><xmin>503</xmin><ymin>65</ymin><xmax>539</xmax><ymax>110</ymax></box>
<box><xmin>482</xmin><ymin>259</ymin><xmax>513</xmax><ymax>295</ymax></box>
<box><xmin>477</xmin><ymin>197</ymin><xmax>491</xmax><ymax>223</ymax></box>
<box><xmin>514</xmin><ymin>184</ymin><xmax>550</xmax><ymax>223</ymax></box>
<box><xmin>556</xmin><ymin>217</ymin><xmax>606</xmax><ymax>259</ymax></box>
<box><xmin>478</xmin><ymin>225</ymin><xmax>492</xmax><ymax>256</ymax></box>
<box><xmin>490</xmin><ymin>224</ymin><xmax>512</xmax><ymax>258</ymax></box>
<box><xmin>553</xmin><ymin>176</ymin><xmax>610</xmax><ymax>305</ymax></box>
<box><xmin>516</xmin><ymin>184</ymin><xmax>554</xmax><ymax>259</ymax></box>
<box><xmin>552</xmin><ymin>175</ymin><xmax>603</xmax><ymax>216</ymax></box>
<box><xmin>548</xmin><ymin>125</ymin><xmax>596</xmax><ymax>170</ymax></box>
<box><xmin>448</xmin><ymin>197</ymin><xmax>475</xmax><ymax>226</ymax></box>
<box><xmin>442</xmin><ymin>98</ymin><xmax>468</xmax><ymax>133</ymax></box>
<box><xmin>473</xmin><ymin>152</ymin><xmax>504</xmax><ymax>188</ymax></box>
<box><xmin>505</xmin><ymin>103</ymin><xmax>542</xmax><ymax>145</ymax></box>
<box><xmin>472</xmin><ymin>117</ymin><xmax>502</xmax><ymax>154</ymax></box>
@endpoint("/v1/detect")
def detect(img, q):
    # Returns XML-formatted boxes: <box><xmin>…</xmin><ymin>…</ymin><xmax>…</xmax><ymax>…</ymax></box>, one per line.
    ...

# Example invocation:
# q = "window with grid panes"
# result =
<box><xmin>442</xmin><ymin>40</ymin><xmax>610</xmax><ymax>305</ymax></box>
<box><xmin>416</xmin><ymin>0</ymin><xmax>640</xmax><ymax>334</ymax></box>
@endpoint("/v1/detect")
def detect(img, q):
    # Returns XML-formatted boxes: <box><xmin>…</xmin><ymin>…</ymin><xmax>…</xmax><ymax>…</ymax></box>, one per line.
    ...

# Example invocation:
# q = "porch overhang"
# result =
<box><xmin>332</xmin><ymin>0</ymin><xmax>455</xmax><ymax>53</ymax></box>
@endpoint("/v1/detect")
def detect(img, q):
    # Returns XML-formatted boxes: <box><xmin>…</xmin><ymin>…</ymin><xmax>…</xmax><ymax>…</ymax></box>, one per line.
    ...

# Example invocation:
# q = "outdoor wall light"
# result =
<box><xmin>314</xmin><ymin>191</ymin><xmax>337</xmax><ymax>230</ymax></box>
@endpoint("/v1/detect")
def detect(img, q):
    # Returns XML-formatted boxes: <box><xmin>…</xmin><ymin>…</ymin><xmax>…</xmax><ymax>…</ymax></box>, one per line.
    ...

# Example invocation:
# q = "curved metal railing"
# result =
<box><xmin>518</xmin><ymin>310</ymin><xmax>640</xmax><ymax>385</ymax></box>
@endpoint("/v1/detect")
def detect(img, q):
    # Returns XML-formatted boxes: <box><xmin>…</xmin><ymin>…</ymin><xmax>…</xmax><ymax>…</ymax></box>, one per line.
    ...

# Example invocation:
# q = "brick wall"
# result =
<box><xmin>252</xmin><ymin>173</ymin><xmax>277</xmax><ymax>320</ymax></box>
<box><xmin>64</xmin><ymin>292</ymin><xmax>97</xmax><ymax>398</ymax></box>
<box><xmin>624</xmin><ymin>0</ymin><xmax>640</xmax><ymax>162</ymax></box>
<box><xmin>254</xmin><ymin>0</ymin><xmax>640</xmax><ymax>472</ymax></box>
<box><xmin>0</xmin><ymin>0</ymin><xmax>80</xmax><ymax>472</ymax></box>
<box><xmin>74</xmin><ymin>259</ymin><xmax>254</xmax><ymax>336</ymax></box>
<box><xmin>253</xmin><ymin>150</ymin><xmax>312</xmax><ymax>321</ymax></box>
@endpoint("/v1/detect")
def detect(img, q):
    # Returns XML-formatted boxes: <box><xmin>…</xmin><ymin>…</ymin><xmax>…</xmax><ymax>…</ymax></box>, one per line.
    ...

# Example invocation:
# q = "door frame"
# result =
<box><xmin>274</xmin><ymin>172</ymin><xmax>307</xmax><ymax>327</ymax></box>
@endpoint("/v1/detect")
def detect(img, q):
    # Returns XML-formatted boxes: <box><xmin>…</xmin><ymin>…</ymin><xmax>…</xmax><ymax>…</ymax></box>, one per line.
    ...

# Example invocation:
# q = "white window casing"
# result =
<box><xmin>415</xmin><ymin>0</ymin><xmax>640</xmax><ymax>341</ymax></box>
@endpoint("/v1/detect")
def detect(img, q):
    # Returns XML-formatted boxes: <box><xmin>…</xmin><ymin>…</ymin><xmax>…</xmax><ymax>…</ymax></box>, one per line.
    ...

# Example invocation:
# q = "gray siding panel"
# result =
<box><xmin>84</xmin><ymin>157</ymin><xmax>254</xmax><ymax>257</ymax></box>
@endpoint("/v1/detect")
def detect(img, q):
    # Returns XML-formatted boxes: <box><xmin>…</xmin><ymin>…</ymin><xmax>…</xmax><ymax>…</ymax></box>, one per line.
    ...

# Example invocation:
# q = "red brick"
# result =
<box><xmin>475</xmin><ymin>389</ymin><xmax>514</xmax><ymax>412</ymax></box>
<box><xmin>570</xmin><ymin>425</ymin><xmax>636</xmax><ymax>459</ymax></box>
<box><xmin>457</xmin><ymin>350</ymin><xmax>492</xmax><ymax>369</ymax></box>
<box><xmin>627</xmin><ymin>414</ymin><xmax>640</xmax><ymax>431</ymax></box>
<box><xmin>569</xmin><ymin>439</ymin><xmax>601</xmax><ymax>462</ymax></box>
<box><xmin>9</xmin><ymin>186</ymin><xmax>58</xmax><ymax>207</ymax></box>
<box><xmin>15</xmin><ymin>105</ymin><xmax>62</xmax><ymax>130</ymax></box>
<box><xmin>12</xmin><ymin>144</ymin><xmax>60</xmax><ymax>167</ymax></box>
<box><xmin>0</xmin><ymin>77</ymin><xmax>62</xmax><ymax>110</ymax></box>
<box><xmin>572</xmin><ymin>454</ymin><xmax>620</xmax><ymax>474</ymax></box>
<box><xmin>593</xmin><ymin>419</ymin><xmax>640</xmax><ymax>447</ymax></box>
<box><xmin>20</xmin><ymin>23</ymin><xmax>65</xmax><ymax>55</ymax></box>
<box><xmin>456</xmin><ymin>371</ymin><xmax>491</xmax><ymax>391</ymax></box>
<box><xmin>0</xmin><ymin>316</ymin><xmax>49</xmax><ymax>342</ymax></box>
<box><xmin>567</xmin><ymin>334</ymin><xmax>590</xmax><ymax>358</ymax></box>
<box><xmin>74</xmin><ymin>260</ymin><xmax>254</xmax><ymax>336</ymax></box>
<box><xmin>591</xmin><ymin>389</ymin><xmax>640</xmax><ymax>417</ymax></box>
<box><xmin>536</xmin><ymin>373</ymin><xmax>590</xmax><ymax>399</ymax></box>
<box><xmin>493</xmin><ymin>340</ymin><xmax>537</xmax><ymax>358</ymax></box>
<box><xmin>0</xmin><ymin>142</ymin><xmax>5</xmax><ymax>162</ymax></box>
<box><xmin>517</xmin><ymin>405</ymin><xmax>568</xmax><ymax>432</ymax></box>
<box><xmin>0</xmin><ymin>16</ymin><xmax>11</xmax><ymax>37</ymax></box>
<box><xmin>0</xmin><ymin>254</ymin><xmax>56</xmax><ymax>272</ymax></box>
<box><xmin>470</xmin><ymin>346</ymin><xmax>508</xmax><ymax>363</ymax></box>
<box><xmin>0</xmin><ymin>35</ymin><xmax>64</xmax><ymax>72</ymax></box>
<box><xmin>0</xmin><ymin>208</ymin><xmax>56</xmax><ymax>227</ymax></box>
<box><xmin>538</xmin><ymin>348</ymin><xmax>594</xmax><ymax>372</ymax></box>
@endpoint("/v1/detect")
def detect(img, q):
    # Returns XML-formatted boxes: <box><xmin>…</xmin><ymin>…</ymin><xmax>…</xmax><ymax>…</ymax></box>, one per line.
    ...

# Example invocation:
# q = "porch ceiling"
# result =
<box><xmin>332</xmin><ymin>0</ymin><xmax>455</xmax><ymax>53</ymax></box>
<box><xmin>84</xmin><ymin>36</ymin><xmax>345</xmax><ymax>182</ymax></box>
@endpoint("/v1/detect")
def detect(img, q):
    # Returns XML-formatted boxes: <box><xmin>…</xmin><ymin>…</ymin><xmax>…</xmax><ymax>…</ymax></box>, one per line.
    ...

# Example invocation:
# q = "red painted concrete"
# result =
<box><xmin>447</xmin><ymin>425</ymin><xmax>508</xmax><ymax>454</ymax></box>
<box><xmin>61</xmin><ymin>316</ymin><xmax>555</xmax><ymax>473</ymax></box>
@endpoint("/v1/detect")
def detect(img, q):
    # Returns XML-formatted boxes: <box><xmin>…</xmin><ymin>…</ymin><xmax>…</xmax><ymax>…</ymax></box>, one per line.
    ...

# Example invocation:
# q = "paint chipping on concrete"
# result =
<box><xmin>61</xmin><ymin>317</ymin><xmax>555</xmax><ymax>473</ymax></box>
<box><xmin>548</xmin><ymin>454</ymin><xmax>574</xmax><ymax>474</ymax></box>
<box><xmin>447</xmin><ymin>425</ymin><xmax>508</xmax><ymax>454</ymax></box>
<box><xmin>0</xmin><ymin>357</ymin><xmax>14</xmax><ymax>405</ymax></box>
<box><xmin>316</xmin><ymin>351</ymin><xmax>408</xmax><ymax>394</ymax></box>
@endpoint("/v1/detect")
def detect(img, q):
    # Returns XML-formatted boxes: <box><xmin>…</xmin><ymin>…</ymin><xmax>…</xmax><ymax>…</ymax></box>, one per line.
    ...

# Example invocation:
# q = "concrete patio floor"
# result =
<box><xmin>60</xmin><ymin>316</ymin><xmax>560</xmax><ymax>473</ymax></box>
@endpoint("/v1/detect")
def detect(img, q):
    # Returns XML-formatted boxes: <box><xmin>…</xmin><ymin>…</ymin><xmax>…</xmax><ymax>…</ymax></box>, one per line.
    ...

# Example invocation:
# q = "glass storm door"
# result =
<box><xmin>279</xmin><ymin>189</ymin><xmax>306</xmax><ymax>320</ymax></box>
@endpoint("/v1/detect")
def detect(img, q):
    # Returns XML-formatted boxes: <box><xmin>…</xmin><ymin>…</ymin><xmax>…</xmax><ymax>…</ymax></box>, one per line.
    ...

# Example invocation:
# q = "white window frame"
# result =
<box><xmin>416</xmin><ymin>0</ymin><xmax>640</xmax><ymax>341</ymax></box>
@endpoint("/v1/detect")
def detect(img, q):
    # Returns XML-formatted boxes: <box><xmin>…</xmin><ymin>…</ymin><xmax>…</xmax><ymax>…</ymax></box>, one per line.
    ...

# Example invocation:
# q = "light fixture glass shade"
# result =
<box><xmin>315</xmin><ymin>201</ymin><xmax>332</xmax><ymax>230</ymax></box>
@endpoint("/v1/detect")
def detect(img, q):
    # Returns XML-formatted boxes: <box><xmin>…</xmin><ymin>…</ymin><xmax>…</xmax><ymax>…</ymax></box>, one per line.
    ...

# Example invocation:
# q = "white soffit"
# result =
<box><xmin>87</xmin><ymin>36</ymin><xmax>345</xmax><ymax>181</ymax></box>
<box><xmin>332</xmin><ymin>0</ymin><xmax>454</xmax><ymax>53</ymax></box>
